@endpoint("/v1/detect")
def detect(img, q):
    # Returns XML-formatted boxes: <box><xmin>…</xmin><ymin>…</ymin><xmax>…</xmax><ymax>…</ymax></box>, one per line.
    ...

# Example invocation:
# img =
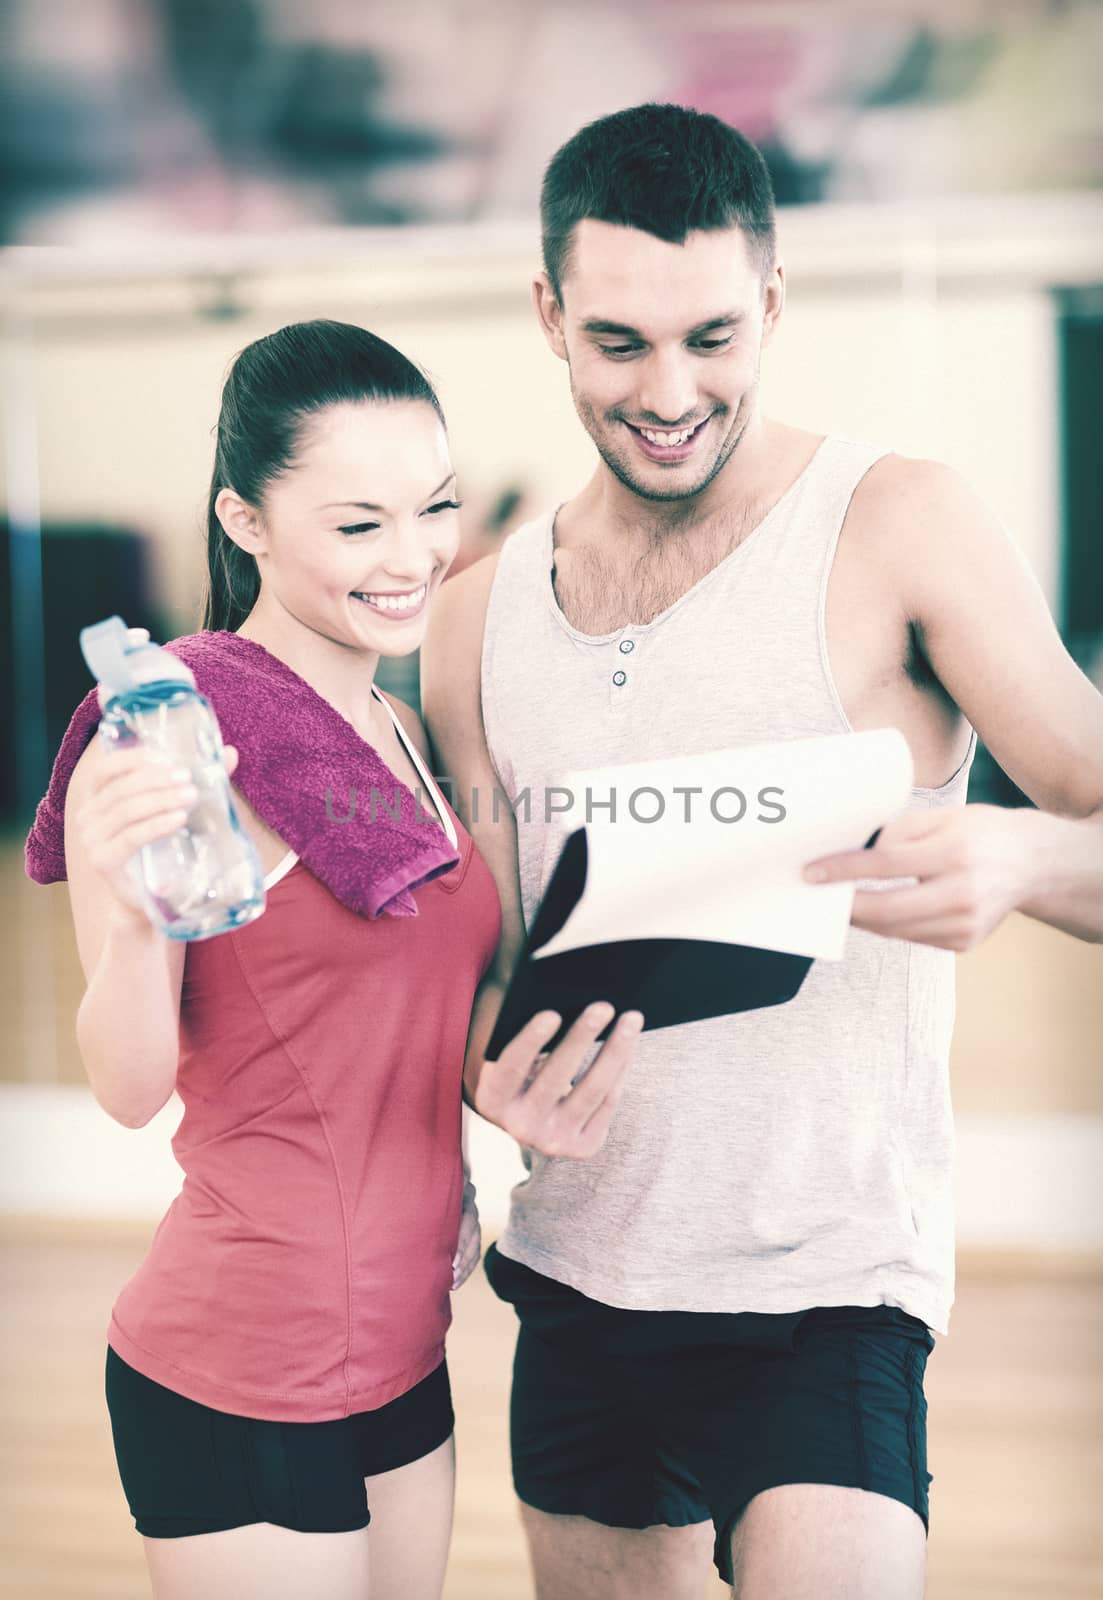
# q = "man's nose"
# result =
<box><xmin>635</xmin><ymin>350</ymin><xmax>697</xmax><ymax>427</ymax></box>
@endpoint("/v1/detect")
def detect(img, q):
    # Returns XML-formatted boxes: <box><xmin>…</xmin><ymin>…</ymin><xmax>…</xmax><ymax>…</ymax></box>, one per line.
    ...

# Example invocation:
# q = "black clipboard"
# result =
<box><xmin>485</xmin><ymin>825</ymin><xmax>817</xmax><ymax>1059</ymax></box>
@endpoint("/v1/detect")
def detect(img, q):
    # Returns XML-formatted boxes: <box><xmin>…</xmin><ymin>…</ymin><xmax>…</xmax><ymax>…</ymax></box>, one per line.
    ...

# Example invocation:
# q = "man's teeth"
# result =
<box><xmin>641</xmin><ymin>422</ymin><xmax>699</xmax><ymax>447</ymax></box>
<box><xmin>355</xmin><ymin>584</ymin><xmax>427</xmax><ymax>612</ymax></box>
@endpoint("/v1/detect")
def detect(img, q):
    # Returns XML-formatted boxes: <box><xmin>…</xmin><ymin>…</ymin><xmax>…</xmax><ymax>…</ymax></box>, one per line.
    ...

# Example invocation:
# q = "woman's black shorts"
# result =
<box><xmin>105</xmin><ymin>1346</ymin><xmax>454</xmax><ymax>1539</ymax></box>
<box><xmin>485</xmin><ymin>1244</ymin><xmax>935</xmax><ymax>1586</ymax></box>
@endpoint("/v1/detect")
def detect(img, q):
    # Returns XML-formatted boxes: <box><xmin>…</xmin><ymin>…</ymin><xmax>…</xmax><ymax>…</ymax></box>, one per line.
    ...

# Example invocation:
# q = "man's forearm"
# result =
<box><xmin>1018</xmin><ymin>806</ymin><xmax>1103</xmax><ymax>942</ymax></box>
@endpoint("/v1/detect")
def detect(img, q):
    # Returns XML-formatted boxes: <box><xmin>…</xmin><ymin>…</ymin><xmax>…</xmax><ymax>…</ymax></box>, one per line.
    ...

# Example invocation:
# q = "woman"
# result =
<box><xmin>41</xmin><ymin>321</ymin><xmax>637</xmax><ymax>1600</ymax></box>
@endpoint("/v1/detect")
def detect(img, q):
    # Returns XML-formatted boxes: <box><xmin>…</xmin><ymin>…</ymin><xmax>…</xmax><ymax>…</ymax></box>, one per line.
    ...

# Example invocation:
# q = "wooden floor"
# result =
<box><xmin>1</xmin><ymin>1230</ymin><xmax>1101</xmax><ymax>1599</ymax></box>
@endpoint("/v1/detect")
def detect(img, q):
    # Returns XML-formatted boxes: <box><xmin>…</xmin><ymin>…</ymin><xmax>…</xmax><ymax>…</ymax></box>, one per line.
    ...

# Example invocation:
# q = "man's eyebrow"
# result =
<box><xmin>582</xmin><ymin>318</ymin><xmax>642</xmax><ymax>337</ymax></box>
<box><xmin>581</xmin><ymin>312</ymin><xmax>744</xmax><ymax>339</ymax></box>
<box><xmin>318</xmin><ymin>472</ymin><xmax>456</xmax><ymax>513</ymax></box>
<box><xmin>687</xmin><ymin>311</ymin><xmax>744</xmax><ymax>335</ymax></box>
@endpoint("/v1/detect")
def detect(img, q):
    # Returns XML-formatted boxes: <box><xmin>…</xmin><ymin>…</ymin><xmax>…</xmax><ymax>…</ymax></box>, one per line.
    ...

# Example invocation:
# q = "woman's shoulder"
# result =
<box><xmin>376</xmin><ymin>690</ymin><xmax>431</xmax><ymax>763</ymax></box>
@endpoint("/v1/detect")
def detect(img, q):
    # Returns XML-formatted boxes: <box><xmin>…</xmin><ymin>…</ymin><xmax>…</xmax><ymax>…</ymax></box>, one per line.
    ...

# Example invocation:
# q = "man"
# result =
<box><xmin>422</xmin><ymin>104</ymin><xmax>1103</xmax><ymax>1600</ymax></box>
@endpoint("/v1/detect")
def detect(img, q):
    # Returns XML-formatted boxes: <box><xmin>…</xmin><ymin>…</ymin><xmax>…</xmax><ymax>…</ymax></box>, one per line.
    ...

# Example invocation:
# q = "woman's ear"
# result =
<box><xmin>214</xmin><ymin>488</ymin><xmax>266</xmax><ymax>555</ymax></box>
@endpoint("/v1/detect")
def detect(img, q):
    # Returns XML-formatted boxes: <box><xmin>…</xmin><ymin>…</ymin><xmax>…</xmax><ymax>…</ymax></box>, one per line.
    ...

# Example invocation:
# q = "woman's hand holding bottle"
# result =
<box><xmin>73</xmin><ymin>745</ymin><xmax>237</xmax><ymax>920</ymax></box>
<box><xmin>76</xmin><ymin>629</ymin><xmax>240</xmax><ymax>923</ymax></box>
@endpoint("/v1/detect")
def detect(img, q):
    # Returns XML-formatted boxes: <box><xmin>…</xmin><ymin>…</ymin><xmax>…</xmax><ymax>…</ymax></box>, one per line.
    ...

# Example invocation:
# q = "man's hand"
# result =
<box><xmin>472</xmin><ymin>1002</ymin><xmax>643</xmax><ymax>1158</ymax></box>
<box><xmin>803</xmin><ymin>804</ymin><xmax>1036</xmax><ymax>952</ymax></box>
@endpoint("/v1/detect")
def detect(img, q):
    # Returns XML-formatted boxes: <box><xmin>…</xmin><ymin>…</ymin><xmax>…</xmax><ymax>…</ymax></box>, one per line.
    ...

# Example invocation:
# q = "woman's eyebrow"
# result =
<box><xmin>419</xmin><ymin>471</ymin><xmax>458</xmax><ymax>503</ymax></box>
<box><xmin>319</xmin><ymin>472</ymin><xmax>456</xmax><ymax>514</ymax></box>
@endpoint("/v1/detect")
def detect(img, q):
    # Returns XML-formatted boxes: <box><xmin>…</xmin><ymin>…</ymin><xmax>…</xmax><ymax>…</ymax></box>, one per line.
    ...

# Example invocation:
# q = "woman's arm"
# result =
<box><xmin>63</xmin><ymin>737</ymin><xmax>191</xmax><ymax>1127</ymax></box>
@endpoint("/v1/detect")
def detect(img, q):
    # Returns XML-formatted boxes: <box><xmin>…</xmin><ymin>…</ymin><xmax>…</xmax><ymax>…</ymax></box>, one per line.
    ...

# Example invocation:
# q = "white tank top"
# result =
<box><xmin>481</xmin><ymin>435</ymin><xmax>975</xmax><ymax>1334</ymax></box>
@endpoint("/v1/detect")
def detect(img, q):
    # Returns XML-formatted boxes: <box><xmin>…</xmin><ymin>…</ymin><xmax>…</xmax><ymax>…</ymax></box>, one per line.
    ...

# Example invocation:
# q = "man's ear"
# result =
<box><xmin>532</xmin><ymin>272</ymin><xmax>569</xmax><ymax>362</ymax></box>
<box><xmin>761</xmin><ymin>259</ymin><xmax>785</xmax><ymax>346</ymax></box>
<box><xmin>214</xmin><ymin>488</ymin><xmax>266</xmax><ymax>555</ymax></box>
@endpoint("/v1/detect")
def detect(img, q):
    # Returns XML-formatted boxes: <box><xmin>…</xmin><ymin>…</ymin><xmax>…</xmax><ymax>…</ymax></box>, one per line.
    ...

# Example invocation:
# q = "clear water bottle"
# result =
<box><xmin>80</xmin><ymin>615</ymin><xmax>266</xmax><ymax>941</ymax></box>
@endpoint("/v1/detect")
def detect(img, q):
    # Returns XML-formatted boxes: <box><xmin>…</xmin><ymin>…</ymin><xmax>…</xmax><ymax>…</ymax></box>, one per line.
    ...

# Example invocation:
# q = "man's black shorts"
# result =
<box><xmin>485</xmin><ymin>1244</ymin><xmax>934</xmax><ymax>1585</ymax></box>
<box><xmin>105</xmin><ymin>1346</ymin><xmax>454</xmax><ymax>1539</ymax></box>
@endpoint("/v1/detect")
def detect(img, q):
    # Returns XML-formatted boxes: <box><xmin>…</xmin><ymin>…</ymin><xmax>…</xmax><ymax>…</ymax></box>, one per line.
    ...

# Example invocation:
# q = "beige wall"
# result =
<box><xmin>5</xmin><ymin>201</ymin><xmax>1101</xmax><ymax>1126</ymax></box>
<box><xmin>952</xmin><ymin>915</ymin><xmax>1102</xmax><ymax>1115</ymax></box>
<box><xmin>25</xmin><ymin>278</ymin><xmax>1059</xmax><ymax>622</ymax></box>
<box><xmin>16</xmin><ymin>203</ymin><xmax>1075</xmax><ymax>628</ymax></box>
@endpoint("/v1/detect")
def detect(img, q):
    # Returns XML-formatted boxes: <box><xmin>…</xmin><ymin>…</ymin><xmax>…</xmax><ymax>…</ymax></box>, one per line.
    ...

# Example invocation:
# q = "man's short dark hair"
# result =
<box><xmin>541</xmin><ymin>103</ymin><xmax>776</xmax><ymax>301</ymax></box>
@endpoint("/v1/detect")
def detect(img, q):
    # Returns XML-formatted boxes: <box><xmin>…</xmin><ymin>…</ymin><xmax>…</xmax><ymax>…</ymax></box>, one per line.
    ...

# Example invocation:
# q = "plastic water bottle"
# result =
<box><xmin>80</xmin><ymin>615</ymin><xmax>266</xmax><ymax>940</ymax></box>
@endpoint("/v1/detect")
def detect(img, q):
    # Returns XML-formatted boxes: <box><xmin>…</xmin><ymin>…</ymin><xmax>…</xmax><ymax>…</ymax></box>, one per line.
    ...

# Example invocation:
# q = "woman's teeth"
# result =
<box><xmin>353</xmin><ymin>584</ymin><xmax>427</xmax><ymax>614</ymax></box>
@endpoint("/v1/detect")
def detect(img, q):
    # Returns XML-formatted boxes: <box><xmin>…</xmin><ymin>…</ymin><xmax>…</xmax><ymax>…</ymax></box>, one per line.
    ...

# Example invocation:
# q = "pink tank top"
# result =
<box><xmin>107</xmin><ymin>699</ymin><xmax>501</xmax><ymax>1422</ymax></box>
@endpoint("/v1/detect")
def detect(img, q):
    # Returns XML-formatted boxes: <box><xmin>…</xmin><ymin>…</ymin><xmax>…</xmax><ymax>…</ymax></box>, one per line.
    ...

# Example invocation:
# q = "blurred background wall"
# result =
<box><xmin>2</xmin><ymin>4</ymin><xmax>1102</xmax><ymax>1597</ymax></box>
<box><xmin>1</xmin><ymin>0</ymin><xmax>1101</xmax><ymax>1260</ymax></box>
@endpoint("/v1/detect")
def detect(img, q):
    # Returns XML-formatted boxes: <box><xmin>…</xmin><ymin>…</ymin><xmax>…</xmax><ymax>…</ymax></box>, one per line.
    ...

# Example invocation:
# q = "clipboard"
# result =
<box><xmin>484</xmin><ymin>728</ymin><xmax>913</xmax><ymax>1061</ymax></box>
<box><xmin>486</xmin><ymin>825</ymin><xmax>814</xmax><ymax>1058</ymax></box>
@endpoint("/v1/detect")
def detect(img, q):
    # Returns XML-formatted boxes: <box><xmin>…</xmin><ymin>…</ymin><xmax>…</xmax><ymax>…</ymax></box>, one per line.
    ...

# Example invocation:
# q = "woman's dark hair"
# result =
<box><xmin>541</xmin><ymin>103</ymin><xmax>776</xmax><ymax>302</ymax></box>
<box><xmin>202</xmin><ymin>319</ymin><xmax>445</xmax><ymax>632</ymax></box>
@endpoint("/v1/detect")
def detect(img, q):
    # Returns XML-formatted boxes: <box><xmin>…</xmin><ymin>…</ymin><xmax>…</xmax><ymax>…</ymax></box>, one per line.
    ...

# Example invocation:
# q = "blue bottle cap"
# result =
<box><xmin>80</xmin><ymin>616</ymin><xmax>135</xmax><ymax>697</ymax></box>
<box><xmin>80</xmin><ymin>616</ymin><xmax>195</xmax><ymax>698</ymax></box>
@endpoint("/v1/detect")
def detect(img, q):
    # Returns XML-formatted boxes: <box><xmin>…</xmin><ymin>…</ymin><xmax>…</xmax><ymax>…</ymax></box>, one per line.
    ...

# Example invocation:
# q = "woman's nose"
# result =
<box><xmin>374</xmin><ymin>520</ymin><xmax>440</xmax><ymax>584</ymax></box>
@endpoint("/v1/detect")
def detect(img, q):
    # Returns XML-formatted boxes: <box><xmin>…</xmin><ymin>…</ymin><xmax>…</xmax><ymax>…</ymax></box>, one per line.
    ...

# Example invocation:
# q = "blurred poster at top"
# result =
<box><xmin>1</xmin><ymin>0</ymin><xmax>1100</xmax><ymax>246</ymax></box>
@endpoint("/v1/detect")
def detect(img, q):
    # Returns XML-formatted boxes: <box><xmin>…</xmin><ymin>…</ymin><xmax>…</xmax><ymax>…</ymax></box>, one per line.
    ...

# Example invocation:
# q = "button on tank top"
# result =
<box><xmin>108</xmin><ymin>688</ymin><xmax>502</xmax><ymax>1420</ymax></box>
<box><xmin>481</xmin><ymin>437</ymin><xmax>974</xmax><ymax>1334</ymax></box>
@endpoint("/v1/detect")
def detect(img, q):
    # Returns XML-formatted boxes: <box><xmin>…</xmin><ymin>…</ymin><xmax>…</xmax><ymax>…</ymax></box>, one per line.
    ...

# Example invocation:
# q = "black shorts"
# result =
<box><xmin>485</xmin><ymin>1244</ymin><xmax>934</xmax><ymax>1585</ymax></box>
<box><xmin>105</xmin><ymin>1346</ymin><xmax>454</xmax><ymax>1539</ymax></box>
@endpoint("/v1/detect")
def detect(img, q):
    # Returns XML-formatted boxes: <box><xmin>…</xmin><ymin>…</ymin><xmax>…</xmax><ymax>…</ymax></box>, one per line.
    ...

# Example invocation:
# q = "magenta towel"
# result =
<box><xmin>24</xmin><ymin>629</ymin><xmax>459</xmax><ymax>919</ymax></box>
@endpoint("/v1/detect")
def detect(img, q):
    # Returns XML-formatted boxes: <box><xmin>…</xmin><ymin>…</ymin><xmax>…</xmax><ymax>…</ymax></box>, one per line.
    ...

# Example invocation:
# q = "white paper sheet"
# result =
<box><xmin>533</xmin><ymin>728</ymin><xmax>914</xmax><ymax>964</ymax></box>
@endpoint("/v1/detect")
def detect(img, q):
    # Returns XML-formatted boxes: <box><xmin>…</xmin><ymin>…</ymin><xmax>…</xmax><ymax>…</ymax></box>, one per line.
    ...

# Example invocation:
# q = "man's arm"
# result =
<box><xmin>421</xmin><ymin>554</ymin><xmax>528</xmax><ymax>1086</ymax></box>
<box><xmin>806</xmin><ymin>458</ymin><xmax>1103</xmax><ymax>947</ymax></box>
<box><xmin>421</xmin><ymin>555</ymin><xmax>641</xmax><ymax>1152</ymax></box>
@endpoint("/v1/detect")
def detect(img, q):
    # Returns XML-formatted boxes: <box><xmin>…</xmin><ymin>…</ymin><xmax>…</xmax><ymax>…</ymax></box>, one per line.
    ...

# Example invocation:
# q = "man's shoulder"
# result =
<box><xmin>844</xmin><ymin>450</ymin><xmax>982</xmax><ymax>560</ymax></box>
<box><xmin>434</xmin><ymin>549</ymin><xmax>501</xmax><ymax>639</ymax></box>
<box><xmin>436</xmin><ymin>509</ymin><xmax>555</xmax><ymax>625</ymax></box>
<box><xmin>850</xmin><ymin>450</ymin><xmax>973</xmax><ymax>518</ymax></box>
<box><xmin>423</xmin><ymin>546</ymin><xmax>505</xmax><ymax>698</ymax></box>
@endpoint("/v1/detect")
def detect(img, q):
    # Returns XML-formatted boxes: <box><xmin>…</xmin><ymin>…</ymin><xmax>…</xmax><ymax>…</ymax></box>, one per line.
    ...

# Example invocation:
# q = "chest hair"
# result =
<box><xmin>552</xmin><ymin>508</ymin><xmax>762</xmax><ymax>632</ymax></box>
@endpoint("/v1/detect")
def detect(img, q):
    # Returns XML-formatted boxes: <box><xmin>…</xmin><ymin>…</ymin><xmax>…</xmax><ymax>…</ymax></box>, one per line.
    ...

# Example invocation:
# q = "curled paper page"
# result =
<box><xmin>533</xmin><ymin>728</ymin><xmax>914</xmax><ymax>965</ymax></box>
